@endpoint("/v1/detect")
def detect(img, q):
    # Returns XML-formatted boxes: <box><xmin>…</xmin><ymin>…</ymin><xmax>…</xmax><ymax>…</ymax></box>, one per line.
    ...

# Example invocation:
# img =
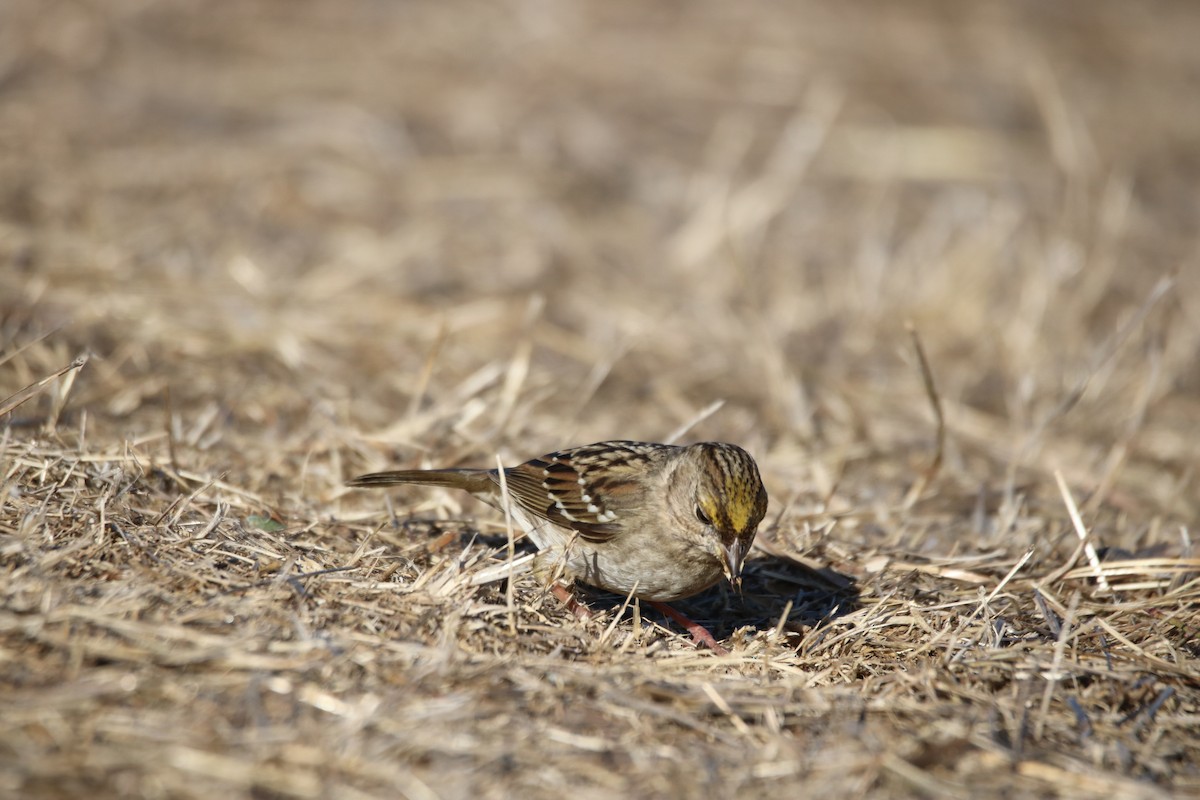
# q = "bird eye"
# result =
<box><xmin>695</xmin><ymin>505</ymin><xmax>712</xmax><ymax>525</ymax></box>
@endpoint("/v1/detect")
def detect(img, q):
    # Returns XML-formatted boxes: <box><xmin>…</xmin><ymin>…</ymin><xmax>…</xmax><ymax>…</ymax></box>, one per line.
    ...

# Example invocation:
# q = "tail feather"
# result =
<box><xmin>346</xmin><ymin>468</ymin><xmax>493</xmax><ymax>493</ymax></box>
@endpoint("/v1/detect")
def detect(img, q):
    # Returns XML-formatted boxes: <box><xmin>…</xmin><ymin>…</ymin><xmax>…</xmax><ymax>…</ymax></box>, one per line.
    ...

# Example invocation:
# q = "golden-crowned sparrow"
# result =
<box><xmin>347</xmin><ymin>440</ymin><xmax>768</xmax><ymax>652</ymax></box>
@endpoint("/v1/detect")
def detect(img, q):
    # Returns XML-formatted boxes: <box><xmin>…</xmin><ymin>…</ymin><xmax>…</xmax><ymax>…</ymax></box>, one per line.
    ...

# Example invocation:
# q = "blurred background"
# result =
<box><xmin>3</xmin><ymin>2</ymin><xmax>1196</xmax><ymax>510</ymax></box>
<box><xmin>5</xmin><ymin>2</ymin><xmax>1198</xmax><ymax>508</ymax></box>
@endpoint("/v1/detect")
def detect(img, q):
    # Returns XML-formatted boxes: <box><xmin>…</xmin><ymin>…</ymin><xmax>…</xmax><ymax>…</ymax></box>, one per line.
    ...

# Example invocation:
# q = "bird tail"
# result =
<box><xmin>346</xmin><ymin>468</ymin><xmax>493</xmax><ymax>494</ymax></box>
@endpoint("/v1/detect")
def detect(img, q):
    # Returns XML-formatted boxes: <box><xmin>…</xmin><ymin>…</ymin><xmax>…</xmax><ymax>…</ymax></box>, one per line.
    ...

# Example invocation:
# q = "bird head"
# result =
<box><xmin>682</xmin><ymin>442</ymin><xmax>768</xmax><ymax>591</ymax></box>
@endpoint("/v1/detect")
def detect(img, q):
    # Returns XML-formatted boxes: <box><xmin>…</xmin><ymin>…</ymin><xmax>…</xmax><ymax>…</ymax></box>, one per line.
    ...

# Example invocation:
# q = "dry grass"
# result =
<box><xmin>3</xmin><ymin>1</ymin><xmax>1199</xmax><ymax>797</ymax></box>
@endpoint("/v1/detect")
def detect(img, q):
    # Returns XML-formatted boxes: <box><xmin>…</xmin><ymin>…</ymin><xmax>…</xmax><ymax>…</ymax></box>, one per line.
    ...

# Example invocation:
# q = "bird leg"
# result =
<box><xmin>551</xmin><ymin>583</ymin><xmax>593</xmax><ymax>621</ymax></box>
<box><xmin>546</xmin><ymin>585</ymin><xmax>727</xmax><ymax>654</ymax></box>
<box><xmin>647</xmin><ymin>601</ymin><xmax>729</xmax><ymax>655</ymax></box>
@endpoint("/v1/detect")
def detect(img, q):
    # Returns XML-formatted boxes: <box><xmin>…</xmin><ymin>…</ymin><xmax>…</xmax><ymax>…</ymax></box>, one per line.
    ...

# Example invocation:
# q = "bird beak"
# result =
<box><xmin>721</xmin><ymin>539</ymin><xmax>745</xmax><ymax>592</ymax></box>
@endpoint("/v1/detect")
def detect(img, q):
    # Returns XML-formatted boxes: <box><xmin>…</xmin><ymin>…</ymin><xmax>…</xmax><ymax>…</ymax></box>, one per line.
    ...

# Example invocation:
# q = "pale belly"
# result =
<box><xmin>504</xmin><ymin>505</ymin><xmax>725</xmax><ymax>602</ymax></box>
<box><xmin>548</xmin><ymin>539</ymin><xmax>725</xmax><ymax>602</ymax></box>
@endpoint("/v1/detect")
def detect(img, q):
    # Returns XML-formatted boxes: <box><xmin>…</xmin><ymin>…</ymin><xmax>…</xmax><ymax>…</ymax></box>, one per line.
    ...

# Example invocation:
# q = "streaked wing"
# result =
<box><xmin>498</xmin><ymin>441</ymin><xmax>672</xmax><ymax>543</ymax></box>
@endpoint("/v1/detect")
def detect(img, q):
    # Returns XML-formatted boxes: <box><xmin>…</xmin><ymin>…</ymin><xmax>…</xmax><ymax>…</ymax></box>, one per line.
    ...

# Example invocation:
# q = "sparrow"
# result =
<box><xmin>348</xmin><ymin>440</ymin><xmax>768</xmax><ymax>652</ymax></box>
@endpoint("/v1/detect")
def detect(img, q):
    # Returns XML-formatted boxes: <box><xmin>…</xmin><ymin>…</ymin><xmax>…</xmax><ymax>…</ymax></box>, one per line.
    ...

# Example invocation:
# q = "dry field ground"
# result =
<box><xmin>2</xmin><ymin>1</ymin><xmax>1199</xmax><ymax>798</ymax></box>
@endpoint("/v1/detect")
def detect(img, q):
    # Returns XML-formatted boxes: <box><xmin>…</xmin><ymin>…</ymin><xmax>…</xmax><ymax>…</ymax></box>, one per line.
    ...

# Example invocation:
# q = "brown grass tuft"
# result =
<box><xmin>3</xmin><ymin>1</ymin><xmax>1199</xmax><ymax>797</ymax></box>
